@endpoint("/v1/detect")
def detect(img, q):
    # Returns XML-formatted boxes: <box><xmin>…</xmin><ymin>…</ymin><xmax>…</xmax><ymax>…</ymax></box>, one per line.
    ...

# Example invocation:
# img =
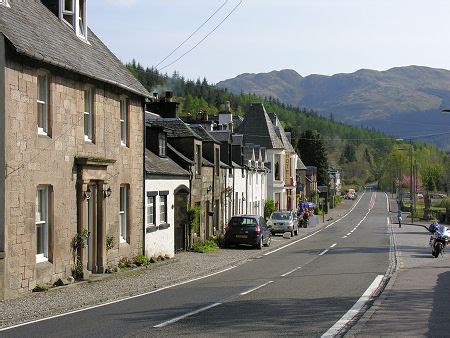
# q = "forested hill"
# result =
<box><xmin>216</xmin><ymin>66</ymin><xmax>450</xmax><ymax>149</ymax></box>
<box><xmin>126</xmin><ymin>60</ymin><xmax>440</xmax><ymax>187</ymax></box>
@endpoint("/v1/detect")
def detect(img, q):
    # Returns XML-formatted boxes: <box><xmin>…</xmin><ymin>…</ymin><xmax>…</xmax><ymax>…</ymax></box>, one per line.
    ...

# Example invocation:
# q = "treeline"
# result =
<box><xmin>126</xmin><ymin>60</ymin><xmax>448</xmax><ymax>191</ymax></box>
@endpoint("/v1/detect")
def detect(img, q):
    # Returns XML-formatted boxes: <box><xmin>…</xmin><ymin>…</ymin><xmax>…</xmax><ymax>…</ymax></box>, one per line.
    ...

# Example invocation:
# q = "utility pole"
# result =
<box><xmin>410</xmin><ymin>139</ymin><xmax>414</xmax><ymax>223</ymax></box>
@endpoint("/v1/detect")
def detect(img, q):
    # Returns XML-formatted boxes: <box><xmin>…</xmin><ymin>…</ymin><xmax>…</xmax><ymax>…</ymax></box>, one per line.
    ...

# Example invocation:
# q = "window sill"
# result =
<box><xmin>119</xmin><ymin>237</ymin><xmax>127</xmax><ymax>244</ymax></box>
<box><xmin>84</xmin><ymin>137</ymin><xmax>94</xmax><ymax>144</ymax></box>
<box><xmin>146</xmin><ymin>225</ymin><xmax>158</xmax><ymax>233</ymax></box>
<box><xmin>121</xmin><ymin>142</ymin><xmax>128</xmax><ymax>148</ymax></box>
<box><xmin>36</xmin><ymin>255</ymin><xmax>49</xmax><ymax>264</ymax></box>
<box><xmin>158</xmin><ymin>223</ymin><xmax>170</xmax><ymax>230</ymax></box>
<box><xmin>38</xmin><ymin>131</ymin><xmax>51</xmax><ymax>138</ymax></box>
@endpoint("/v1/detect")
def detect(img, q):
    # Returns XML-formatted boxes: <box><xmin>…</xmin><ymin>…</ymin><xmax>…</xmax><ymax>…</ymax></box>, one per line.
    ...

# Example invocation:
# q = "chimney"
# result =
<box><xmin>153</xmin><ymin>92</ymin><xmax>159</xmax><ymax>101</ymax></box>
<box><xmin>145</xmin><ymin>94</ymin><xmax>179</xmax><ymax>118</ymax></box>
<box><xmin>165</xmin><ymin>91</ymin><xmax>173</xmax><ymax>102</ymax></box>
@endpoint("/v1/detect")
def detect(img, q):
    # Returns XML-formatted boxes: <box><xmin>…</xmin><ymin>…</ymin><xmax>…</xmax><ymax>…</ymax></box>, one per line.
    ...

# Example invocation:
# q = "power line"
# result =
<box><xmin>155</xmin><ymin>0</ymin><xmax>229</xmax><ymax>69</ymax></box>
<box><xmin>159</xmin><ymin>0</ymin><xmax>243</xmax><ymax>71</ymax></box>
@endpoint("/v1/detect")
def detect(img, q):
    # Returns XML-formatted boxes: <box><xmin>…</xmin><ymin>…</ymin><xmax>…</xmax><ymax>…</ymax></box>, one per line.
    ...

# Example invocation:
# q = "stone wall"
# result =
<box><xmin>1</xmin><ymin>56</ymin><xmax>144</xmax><ymax>299</ymax></box>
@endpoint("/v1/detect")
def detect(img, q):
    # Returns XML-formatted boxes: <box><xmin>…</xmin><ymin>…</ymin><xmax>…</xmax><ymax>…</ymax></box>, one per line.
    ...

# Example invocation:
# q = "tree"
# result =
<box><xmin>264</xmin><ymin>200</ymin><xmax>276</xmax><ymax>220</ymax></box>
<box><xmin>421</xmin><ymin>164</ymin><xmax>444</xmax><ymax>219</ymax></box>
<box><xmin>297</xmin><ymin>130</ymin><xmax>329</xmax><ymax>185</ymax></box>
<box><xmin>343</xmin><ymin>144</ymin><xmax>356</xmax><ymax>163</ymax></box>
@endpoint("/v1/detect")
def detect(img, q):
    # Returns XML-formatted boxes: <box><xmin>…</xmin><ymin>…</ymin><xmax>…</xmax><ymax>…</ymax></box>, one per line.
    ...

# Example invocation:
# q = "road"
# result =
<box><xmin>3</xmin><ymin>191</ymin><xmax>391</xmax><ymax>337</ymax></box>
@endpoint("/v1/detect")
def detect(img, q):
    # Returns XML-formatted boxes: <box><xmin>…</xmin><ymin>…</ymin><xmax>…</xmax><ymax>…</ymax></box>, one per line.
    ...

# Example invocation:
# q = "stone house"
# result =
<box><xmin>306</xmin><ymin>166</ymin><xmax>318</xmax><ymax>201</ymax></box>
<box><xmin>0</xmin><ymin>0</ymin><xmax>149</xmax><ymax>299</ymax></box>
<box><xmin>296</xmin><ymin>157</ymin><xmax>307</xmax><ymax>206</ymax></box>
<box><xmin>144</xmin><ymin>124</ymin><xmax>190</xmax><ymax>257</ymax></box>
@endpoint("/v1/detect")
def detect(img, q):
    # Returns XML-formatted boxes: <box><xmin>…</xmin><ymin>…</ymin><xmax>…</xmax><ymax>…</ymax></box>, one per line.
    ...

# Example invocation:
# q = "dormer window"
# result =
<box><xmin>59</xmin><ymin>0</ymin><xmax>87</xmax><ymax>40</ymax></box>
<box><xmin>158</xmin><ymin>132</ymin><xmax>167</xmax><ymax>157</ymax></box>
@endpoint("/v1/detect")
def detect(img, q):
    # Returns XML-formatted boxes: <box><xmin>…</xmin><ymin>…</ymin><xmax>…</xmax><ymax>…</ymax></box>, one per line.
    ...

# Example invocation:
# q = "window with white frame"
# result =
<box><xmin>37</xmin><ymin>73</ymin><xmax>49</xmax><ymax>135</ymax></box>
<box><xmin>147</xmin><ymin>195</ymin><xmax>156</xmax><ymax>227</ymax></box>
<box><xmin>36</xmin><ymin>186</ymin><xmax>50</xmax><ymax>263</ymax></box>
<box><xmin>59</xmin><ymin>0</ymin><xmax>87</xmax><ymax>39</ymax></box>
<box><xmin>160</xmin><ymin>195</ymin><xmax>167</xmax><ymax>224</ymax></box>
<box><xmin>119</xmin><ymin>185</ymin><xmax>128</xmax><ymax>243</ymax></box>
<box><xmin>84</xmin><ymin>87</ymin><xmax>94</xmax><ymax>142</ymax></box>
<box><xmin>158</xmin><ymin>132</ymin><xmax>166</xmax><ymax>157</ymax></box>
<box><xmin>120</xmin><ymin>98</ymin><xmax>128</xmax><ymax>146</ymax></box>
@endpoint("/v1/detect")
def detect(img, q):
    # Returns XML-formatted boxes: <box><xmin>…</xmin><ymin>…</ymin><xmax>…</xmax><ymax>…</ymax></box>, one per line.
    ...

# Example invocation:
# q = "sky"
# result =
<box><xmin>89</xmin><ymin>0</ymin><xmax>450</xmax><ymax>83</ymax></box>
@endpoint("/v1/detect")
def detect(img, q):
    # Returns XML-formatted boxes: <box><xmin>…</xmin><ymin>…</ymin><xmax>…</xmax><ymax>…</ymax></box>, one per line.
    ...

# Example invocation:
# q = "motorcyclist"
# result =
<box><xmin>429</xmin><ymin>222</ymin><xmax>439</xmax><ymax>246</ymax></box>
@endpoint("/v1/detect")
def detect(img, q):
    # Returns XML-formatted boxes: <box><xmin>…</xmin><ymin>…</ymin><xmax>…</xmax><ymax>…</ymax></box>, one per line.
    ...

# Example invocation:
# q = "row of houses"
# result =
<box><xmin>0</xmin><ymin>0</ymin><xmax>319</xmax><ymax>299</ymax></box>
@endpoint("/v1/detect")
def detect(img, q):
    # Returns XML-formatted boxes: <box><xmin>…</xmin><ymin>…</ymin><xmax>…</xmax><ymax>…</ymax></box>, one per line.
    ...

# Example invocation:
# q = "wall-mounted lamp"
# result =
<box><xmin>83</xmin><ymin>187</ymin><xmax>92</xmax><ymax>200</ymax></box>
<box><xmin>103</xmin><ymin>187</ymin><xmax>112</xmax><ymax>198</ymax></box>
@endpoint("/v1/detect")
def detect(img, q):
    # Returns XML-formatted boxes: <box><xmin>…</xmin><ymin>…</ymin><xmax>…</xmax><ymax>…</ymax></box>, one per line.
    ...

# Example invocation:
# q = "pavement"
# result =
<box><xmin>348</xmin><ymin>197</ymin><xmax>450</xmax><ymax>337</ymax></box>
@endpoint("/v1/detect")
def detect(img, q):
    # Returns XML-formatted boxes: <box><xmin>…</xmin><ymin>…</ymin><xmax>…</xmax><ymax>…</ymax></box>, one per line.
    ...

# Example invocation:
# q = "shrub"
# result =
<box><xmin>118</xmin><ymin>257</ymin><xmax>133</xmax><ymax>269</ymax></box>
<box><xmin>188</xmin><ymin>205</ymin><xmax>201</xmax><ymax>235</ymax></box>
<box><xmin>134</xmin><ymin>254</ymin><xmax>151</xmax><ymax>267</ymax></box>
<box><xmin>192</xmin><ymin>239</ymin><xmax>219</xmax><ymax>253</ymax></box>
<box><xmin>264</xmin><ymin>200</ymin><xmax>276</xmax><ymax>219</ymax></box>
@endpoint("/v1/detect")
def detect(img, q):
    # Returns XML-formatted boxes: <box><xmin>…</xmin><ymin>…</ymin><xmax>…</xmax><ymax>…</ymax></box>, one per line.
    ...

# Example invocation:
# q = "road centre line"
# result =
<box><xmin>0</xmin><ymin>265</ymin><xmax>238</xmax><ymax>332</ymax></box>
<box><xmin>153</xmin><ymin>303</ymin><xmax>222</xmax><ymax>328</ymax></box>
<box><xmin>321</xmin><ymin>275</ymin><xmax>384</xmax><ymax>337</ymax></box>
<box><xmin>281</xmin><ymin>267</ymin><xmax>302</xmax><ymax>277</ymax></box>
<box><xmin>319</xmin><ymin>249</ymin><xmax>329</xmax><ymax>256</ymax></box>
<box><xmin>387</xmin><ymin>216</ymin><xmax>390</xmax><ymax>225</ymax></box>
<box><xmin>240</xmin><ymin>281</ymin><xmax>274</xmax><ymax>295</ymax></box>
<box><xmin>342</xmin><ymin>236</ymin><xmax>347</xmax><ymax>239</ymax></box>
<box><xmin>330</xmin><ymin>243</ymin><xmax>337</xmax><ymax>248</ymax></box>
<box><xmin>347</xmin><ymin>233</ymin><xmax>352</xmax><ymax>236</ymax></box>
<box><xmin>264</xmin><ymin>193</ymin><xmax>366</xmax><ymax>257</ymax></box>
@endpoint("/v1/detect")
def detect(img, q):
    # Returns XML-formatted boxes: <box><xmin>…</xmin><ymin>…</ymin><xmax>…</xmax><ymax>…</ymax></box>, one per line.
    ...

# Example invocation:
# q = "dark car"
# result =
<box><xmin>224</xmin><ymin>215</ymin><xmax>271</xmax><ymax>249</ymax></box>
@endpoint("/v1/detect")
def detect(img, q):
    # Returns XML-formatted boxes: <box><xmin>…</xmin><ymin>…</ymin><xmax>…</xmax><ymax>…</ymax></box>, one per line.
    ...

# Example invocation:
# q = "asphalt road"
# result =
<box><xmin>3</xmin><ymin>191</ymin><xmax>391</xmax><ymax>337</ymax></box>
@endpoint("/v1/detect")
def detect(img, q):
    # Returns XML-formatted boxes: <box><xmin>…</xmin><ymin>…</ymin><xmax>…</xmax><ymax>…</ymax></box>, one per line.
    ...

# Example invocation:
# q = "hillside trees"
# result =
<box><xmin>296</xmin><ymin>130</ymin><xmax>329</xmax><ymax>185</ymax></box>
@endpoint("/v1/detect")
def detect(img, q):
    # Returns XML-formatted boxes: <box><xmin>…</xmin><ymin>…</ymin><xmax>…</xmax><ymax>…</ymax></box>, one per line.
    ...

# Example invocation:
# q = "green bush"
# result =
<box><xmin>264</xmin><ymin>199</ymin><xmax>276</xmax><ymax>219</ymax></box>
<box><xmin>192</xmin><ymin>239</ymin><xmax>219</xmax><ymax>253</ymax></box>
<box><xmin>188</xmin><ymin>205</ymin><xmax>201</xmax><ymax>235</ymax></box>
<box><xmin>134</xmin><ymin>254</ymin><xmax>151</xmax><ymax>267</ymax></box>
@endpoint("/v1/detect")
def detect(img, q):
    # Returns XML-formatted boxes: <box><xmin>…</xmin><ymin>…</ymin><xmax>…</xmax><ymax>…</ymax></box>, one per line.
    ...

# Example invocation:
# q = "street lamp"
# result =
<box><xmin>396</xmin><ymin>138</ymin><xmax>415</xmax><ymax>223</ymax></box>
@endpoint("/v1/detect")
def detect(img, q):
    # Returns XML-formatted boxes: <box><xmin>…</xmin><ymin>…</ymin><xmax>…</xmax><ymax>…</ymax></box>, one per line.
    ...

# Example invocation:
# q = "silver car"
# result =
<box><xmin>267</xmin><ymin>211</ymin><xmax>299</xmax><ymax>237</ymax></box>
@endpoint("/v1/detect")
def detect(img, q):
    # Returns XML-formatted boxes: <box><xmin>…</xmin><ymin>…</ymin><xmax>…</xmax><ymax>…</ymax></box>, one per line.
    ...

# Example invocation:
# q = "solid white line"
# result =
<box><xmin>330</xmin><ymin>243</ymin><xmax>337</xmax><ymax>248</ymax></box>
<box><xmin>281</xmin><ymin>267</ymin><xmax>301</xmax><ymax>277</ymax></box>
<box><xmin>385</xmin><ymin>192</ymin><xmax>389</xmax><ymax>212</ymax></box>
<box><xmin>153</xmin><ymin>302</ymin><xmax>222</xmax><ymax>328</ymax></box>
<box><xmin>0</xmin><ymin>265</ymin><xmax>238</xmax><ymax>332</ymax></box>
<box><xmin>321</xmin><ymin>275</ymin><xmax>384</xmax><ymax>337</ymax></box>
<box><xmin>264</xmin><ymin>193</ymin><xmax>366</xmax><ymax>257</ymax></box>
<box><xmin>387</xmin><ymin>216</ymin><xmax>390</xmax><ymax>225</ymax></box>
<box><xmin>240</xmin><ymin>281</ymin><xmax>274</xmax><ymax>295</ymax></box>
<box><xmin>319</xmin><ymin>249</ymin><xmax>329</xmax><ymax>256</ymax></box>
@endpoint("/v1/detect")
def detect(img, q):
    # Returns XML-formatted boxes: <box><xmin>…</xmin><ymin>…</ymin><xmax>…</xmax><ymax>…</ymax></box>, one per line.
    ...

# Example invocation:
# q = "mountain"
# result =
<box><xmin>216</xmin><ymin>66</ymin><xmax>450</xmax><ymax>148</ymax></box>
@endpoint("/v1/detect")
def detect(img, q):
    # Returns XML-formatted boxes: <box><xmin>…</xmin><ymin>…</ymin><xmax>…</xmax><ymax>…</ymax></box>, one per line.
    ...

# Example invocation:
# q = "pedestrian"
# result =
<box><xmin>397</xmin><ymin>210</ymin><xmax>402</xmax><ymax>228</ymax></box>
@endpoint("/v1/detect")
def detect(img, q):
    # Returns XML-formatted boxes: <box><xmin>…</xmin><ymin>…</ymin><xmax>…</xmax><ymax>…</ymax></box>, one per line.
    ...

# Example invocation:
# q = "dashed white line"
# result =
<box><xmin>322</xmin><ymin>275</ymin><xmax>384</xmax><ymax>337</ymax></box>
<box><xmin>387</xmin><ymin>216</ymin><xmax>390</xmax><ymax>225</ymax></box>
<box><xmin>342</xmin><ymin>235</ymin><xmax>347</xmax><ymax>239</ymax></box>
<box><xmin>330</xmin><ymin>243</ymin><xmax>337</xmax><ymax>248</ymax></box>
<box><xmin>347</xmin><ymin>233</ymin><xmax>352</xmax><ymax>236</ymax></box>
<box><xmin>319</xmin><ymin>249</ymin><xmax>329</xmax><ymax>256</ymax></box>
<box><xmin>154</xmin><ymin>303</ymin><xmax>222</xmax><ymax>328</ymax></box>
<box><xmin>240</xmin><ymin>281</ymin><xmax>274</xmax><ymax>295</ymax></box>
<box><xmin>0</xmin><ymin>265</ymin><xmax>238</xmax><ymax>332</ymax></box>
<box><xmin>281</xmin><ymin>267</ymin><xmax>302</xmax><ymax>277</ymax></box>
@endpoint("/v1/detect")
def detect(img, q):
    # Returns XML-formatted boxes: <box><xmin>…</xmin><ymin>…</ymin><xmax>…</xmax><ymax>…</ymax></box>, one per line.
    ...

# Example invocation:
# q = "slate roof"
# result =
<box><xmin>145</xmin><ymin>149</ymin><xmax>190</xmax><ymax>177</ymax></box>
<box><xmin>297</xmin><ymin>158</ymin><xmax>307</xmax><ymax>170</ymax></box>
<box><xmin>148</xmin><ymin>118</ymin><xmax>202</xmax><ymax>140</ymax></box>
<box><xmin>0</xmin><ymin>1</ymin><xmax>150</xmax><ymax>97</ymax></box>
<box><xmin>236</xmin><ymin>103</ymin><xmax>284</xmax><ymax>149</ymax></box>
<box><xmin>274</xmin><ymin>124</ymin><xmax>296</xmax><ymax>153</ymax></box>
<box><xmin>189</xmin><ymin>125</ymin><xmax>220</xmax><ymax>144</ymax></box>
<box><xmin>202</xmin><ymin>157</ymin><xmax>214</xmax><ymax>167</ymax></box>
<box><xmin>209</xmin><ymin>130</ymin><xmax>231</xmax><ymax>143</ymax></box>
<box><xmin>167</xmin><ymin>144</ymin><xmax>194</xmax><ymax>165</ymax></box>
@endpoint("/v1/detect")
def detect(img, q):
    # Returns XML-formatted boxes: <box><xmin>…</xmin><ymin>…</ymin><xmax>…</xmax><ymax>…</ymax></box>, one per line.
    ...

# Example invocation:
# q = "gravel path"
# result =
<box><xmin>0</xmin><ymin>199</ymin><xmax>354</xmax><ymax>329</ymax></box>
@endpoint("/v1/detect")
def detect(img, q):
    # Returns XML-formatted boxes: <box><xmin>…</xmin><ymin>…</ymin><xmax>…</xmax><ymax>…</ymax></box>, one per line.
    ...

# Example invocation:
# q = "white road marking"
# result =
<box><xmin>321</xmin><ymin>275</ymin><xmax>384</xmax><ymax>337</ymax></box>
<box><xmin>342</xmin><ymin>236</ymin><xmax>347</xmax><ymax>239</ymax></box>
<box><xmin>240</xmin><ymin>281</ymin><xmax>274</xmax><ymax>295</ymax></box>
<box><xmin>153</xmin><ymin>302</ymin><xmax>222</xmax><ymax>328</ymax></box>
<box><xmin>387</xmin><ymin>216</ymin><xmax>390</xmax><ymax>225</ymax></box>
<box><xmin>281</xmin><ymin>267</ymin><xmax>302</xmax><ymax>277</ymax></box>
<box><xmin>347</xmin><ymin>233</ymin><xmax>351</xmax><ymax>236</ymax></box>
<box><xmin>330</xmin><ymin>243</ymin><xmax>337</xmax><ymax>248</ymax></box>
<box><xmin>264</xmin><ymin>193</ymin><xmax>366</xmax><ymax>257</ymax></box>
<box><xmin>0</xmin><ymin>265</ymin><xmax>238</xmax><ymax>332</ymax></box>
<box><xmin>385</xmin><ymin>192</ymin><xmax>389</xmax><ymax>211</ymax></box>
<box><xmin>319</xmin><ymin>249</ymin><xmax>329</xmax><ymax>256</ymax></box>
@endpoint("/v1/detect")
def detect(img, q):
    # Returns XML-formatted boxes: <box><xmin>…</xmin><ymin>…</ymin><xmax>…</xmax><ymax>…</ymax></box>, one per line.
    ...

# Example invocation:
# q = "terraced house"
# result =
<box><xmin>0</xmin><ymin>0</ymin><xmax>149</xmax><ymax>299</ymax></box>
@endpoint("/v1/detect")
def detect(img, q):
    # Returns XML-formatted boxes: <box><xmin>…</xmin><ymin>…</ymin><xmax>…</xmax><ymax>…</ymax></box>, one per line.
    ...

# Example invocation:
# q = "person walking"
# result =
<box><xmin>397</xmin><ymin>210</ymin><xmax>402</xmax><ymax>228</ymax></box>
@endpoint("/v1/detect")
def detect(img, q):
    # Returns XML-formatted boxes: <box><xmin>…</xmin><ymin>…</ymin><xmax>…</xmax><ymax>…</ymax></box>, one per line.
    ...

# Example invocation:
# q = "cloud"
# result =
<box><xmin>105</xmin><ymin>0</ymin><xmax>139</xmax><ymax>7</ymax></box>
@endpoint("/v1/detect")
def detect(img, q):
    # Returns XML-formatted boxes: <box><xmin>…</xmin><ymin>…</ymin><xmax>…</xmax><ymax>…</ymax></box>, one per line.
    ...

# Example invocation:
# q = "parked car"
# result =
<box><xmin>267</xmin><ymin>211</ymin><xmax>299</xmax><ymax>236</ymax></box>
<box><xmin>224</xmin><ymin>215</ymin><xmax>271</xmax><ymax>249</ymax></box>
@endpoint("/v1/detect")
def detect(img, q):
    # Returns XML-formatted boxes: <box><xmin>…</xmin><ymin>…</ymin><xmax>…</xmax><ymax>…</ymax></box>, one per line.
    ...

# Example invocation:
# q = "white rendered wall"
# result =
<box><xmin>145</xmin><ymin>176</ymin><xmax>189</xmax><ymax>259</ymax></box>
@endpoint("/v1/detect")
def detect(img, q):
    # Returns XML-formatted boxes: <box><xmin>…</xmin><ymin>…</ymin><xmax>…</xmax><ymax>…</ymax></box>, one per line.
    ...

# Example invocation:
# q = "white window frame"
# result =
<box><xmin>37</xmin><ymin>72</ymin><xmax>49</xmax><ymax>136</ymax></box>
<box><xmin>158</xmin><ymin>132</ymin><xmax>166</xmax><ymax>157</ymax></box>
<box><xmin>120</xmin><ymin>97</ymin><xmax>128</xmax><ymax>146</ymax></box>
<box><xmin>147</xmin><ymin>195</ymin><xmax>155</xmax><ymax>227</ymax></box>
<box><xmin>59</xmin><ymin>0</ymin><xmax>88</xmax><ymax>40</ymax></box>
<box><xmin>36</xmin><ymin>186</ymin><xmax>49</xmax><ymax>263</ymax></box>
<box><xmin>84</xmin><ymin>86</ymin><xmax>94</xmax><ymax>142</ymax></box>
<box><xmin>160</xmin><ymin>195</ymin><xmax>167</xmax><ymax>224</ymax></box>
<box><xmin>119</xmin><ymin>185</ymin><xmax>128</xmax><ymax>243</ymax></box>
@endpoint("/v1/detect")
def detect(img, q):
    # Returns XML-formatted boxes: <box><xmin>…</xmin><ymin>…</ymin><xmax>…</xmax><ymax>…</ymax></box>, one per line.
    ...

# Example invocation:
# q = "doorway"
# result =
<box><xmin>174</xmin><ymin>186</ymin><xmax>189</xmax><ymax>252</ymax></box>
<box><xmin>86</xmin><ymin>183</ymin><xmax>97</xmax><ymax>272</ymax></box>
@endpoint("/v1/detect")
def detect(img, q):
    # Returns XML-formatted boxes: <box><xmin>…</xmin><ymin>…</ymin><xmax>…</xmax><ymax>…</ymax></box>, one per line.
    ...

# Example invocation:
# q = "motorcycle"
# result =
<box><xmin>429</xmin><ymin>222</ymin><xmax>449</xmax><ymax>258</ymax></box>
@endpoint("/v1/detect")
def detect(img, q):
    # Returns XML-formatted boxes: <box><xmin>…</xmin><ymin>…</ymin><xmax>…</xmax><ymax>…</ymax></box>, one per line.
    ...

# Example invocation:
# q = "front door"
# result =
<box><xmin>174</xmin><ymin>192</ymin><xmax>188</xmax><ymax>251</ymax></box>
<box><xmin>86</xmin><ymin>183</ymin><xmax>97</xmax><ymax>272</ymax></box>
